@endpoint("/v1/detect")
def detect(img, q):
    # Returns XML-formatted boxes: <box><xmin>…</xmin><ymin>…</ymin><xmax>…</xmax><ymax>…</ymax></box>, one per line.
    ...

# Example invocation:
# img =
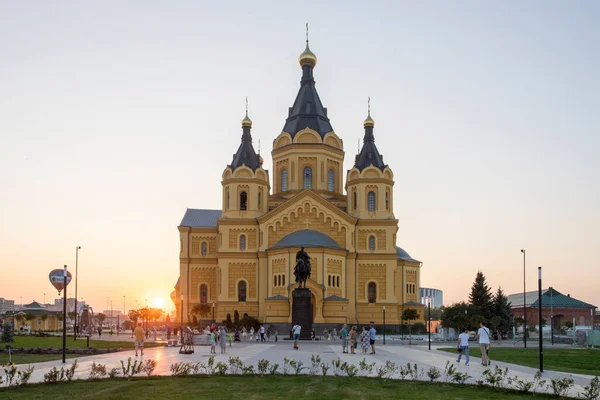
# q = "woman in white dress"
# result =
<box><xmin>249</xmin><ymin>327</ymin><xmax>255</xmax><ymax>342</ymax></box>
<box><xmin>241</xmin><ymin>327</ymin><xmax>247</xmax><ymax>342</ymax></box>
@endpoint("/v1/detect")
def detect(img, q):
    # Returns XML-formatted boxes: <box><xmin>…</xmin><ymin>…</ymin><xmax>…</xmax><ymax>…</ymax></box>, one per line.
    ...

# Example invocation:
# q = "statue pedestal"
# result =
<box><xmin>292</xmin><ymin>288</ymin><xmax>312</xmax><ymax>340</ymax></box>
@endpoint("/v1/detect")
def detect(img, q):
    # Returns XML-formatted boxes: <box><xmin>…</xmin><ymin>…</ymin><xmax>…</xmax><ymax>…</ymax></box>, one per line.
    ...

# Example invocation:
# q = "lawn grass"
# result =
<box><xmin>1</xmin><ymin>336</ymin><xmax>162</xmax><ymax>365</ymax></box>
<box><xmin>438</xmin><ymin>347</ymin><xmax>600</xmax><ymax>375</ymax></box>
<box><xmin>0</xmin><ymin>375</ymin><xmax>559</xmax><ymax>399</ymax></box>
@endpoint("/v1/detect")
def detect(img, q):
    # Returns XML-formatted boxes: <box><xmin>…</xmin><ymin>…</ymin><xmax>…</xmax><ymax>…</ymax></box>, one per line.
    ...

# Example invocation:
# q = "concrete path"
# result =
<box><xmin>5</xmin><ymin>341</ymin><xmax>596</xmax><ymax>398</ymax></box>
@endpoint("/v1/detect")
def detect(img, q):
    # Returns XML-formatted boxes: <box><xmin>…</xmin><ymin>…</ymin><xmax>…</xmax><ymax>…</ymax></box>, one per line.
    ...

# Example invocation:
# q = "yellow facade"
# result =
<box><xmin>175</xmin><ymin>39</ymin><xmax>423</xmax><ymax>328</ymax></box>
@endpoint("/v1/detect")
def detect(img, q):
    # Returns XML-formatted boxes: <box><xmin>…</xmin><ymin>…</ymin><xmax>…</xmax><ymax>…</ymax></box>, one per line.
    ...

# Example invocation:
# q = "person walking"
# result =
<box><xmin>369</xmin><ymin>324</ymin><xmax>377</xmax><ymax>354</ymax></box>
<box><xmin>477</xmin><ymin>322</ymin><xmax>491</xmax><ymax>366</ymax></box>
<box><xmin>210</xmin><ymin>329</ymin><xmax>217</xmax><ymax>354</ymax></box>
<box><xmin>219</xmin><ymin>327</ymin><xmax>227</xmax><ymax>354</ymax></box>
<box><xmin>292</xmin><ymin>322</ymin><xmax>301</xmax><ymax>350</ymax></box>
<box><xmin>134</xmin><ymin>323</ymin><xmax>144</xmax><ymax>357</ymax></box>
<box><xmin>349</xmin><ymin>326</ymin><xmax>358</xmax><ymax>354</ymax></box>
<box><xmin>266</xmin><ymin>328</ymin><xmax>271</xmax><ymax>342</ymax></box>
<box><xmin>249</xmin><ymin>327</ymin><xmax>255</xmax><ymax>342</ymax></box>
<box><xmin>333</xmin><ymin>328</ymin><xmax>337</xmax><ymax>342</ymax></box>
<box><xmin>360</xmin><ymin>326</ymin><xmax>369</xmax><ymax>354</ymax></box>
<box><xmin>241</xmin><ymin>327</ymin><xmax>247</xmax><ymax>342</ymax></box>
<box><xmin>341</xmin><ymin>324</ymin><xmax>349</xmax><ymax>353</ymax></box>
<box><xmin>457</xmin><ymin>328</ymin><xmax>470</xmax><ymax>365</ymax></box>
<box><xmin>275</xmin><ymin>330</ymin><xmax>278</xmax><ymax>342</ymax></box>
<box><xmin>311</xmin><ymin>328</ymin><xmax>316</xmax><ymax>341</ymax></box>
<box><xmin>227</xmin><ymin>330</ymin><xmax>233</xmax><ymax>347</ymax></box>
<box><xmin>260</xmin><ymin>325</ymin><xmax>266</xmax><ymax>342</ymax></box>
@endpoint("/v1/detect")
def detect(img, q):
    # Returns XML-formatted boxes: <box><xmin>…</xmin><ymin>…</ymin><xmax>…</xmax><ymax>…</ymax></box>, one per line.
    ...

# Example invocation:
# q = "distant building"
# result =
<box><xmin>0</xmin><ymin>298</ymin><xmax>16</xmax><ymax>314</ymax></box>
<box><xmin>420</xmin><ymin>288</ymin><xmax>443</xmax><ymax>308</ymax></box>
<box><xmin>507</xmin><ymin>287</ymin><xmax>597</xmax><ymax>329</ymax></box>
<box><xmin>50</xmin><ymin>298</ymin><xmax>87</xmax><ymax>313</ymax></box>
<box><xmin>0</xmin><ymin>301</ymin><xmax>60</xmax><ymax>331</ymax></box>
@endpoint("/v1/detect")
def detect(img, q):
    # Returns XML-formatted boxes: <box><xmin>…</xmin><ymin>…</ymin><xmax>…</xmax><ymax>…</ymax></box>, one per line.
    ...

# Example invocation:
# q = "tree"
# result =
<box><xmin>234</xmin><ymin>310</ymin><xmax>240</xmax><ymax>327</ymax></box>
<box><xmin>401</xmin><ymin>308</ymin><xmax>420</xmax><ymax>345</ymax></box>
<box><xmin>67</xmin><ymin>311</ymin><xmax>76</xmax><ymax>322</ymax></box>
<box><xmin>24</xmin><ymin>313</ymin><xmax>35</xmax><ymax>327</ymax></box>
<box><xmin>492</xmin><ymin>287</ymin><xmax>513</xmax><ymax>337</ymax></box>
<box><xmin>223</xmin><ymin>313</ymin><xmax>234</xmax><ymax>329</ymax></box>
<box><xmin>40</xmin><ymin>314</ymin><xmax>48</xmax><ymax>330</ymax></box>
<box><xmin>469</xmin><ymin>271</ymin><xmax>493</xmax><ymax>322</ymax></box>
<box><xmin>1</xmin><ymin>323</ymin><xmax>14</xmax><ymax>343</ymax></box>
<box><xmin>95</xmin><ymin>313</ymin><xmax>107</xmax><ymax>324</ymax></box>
<box><xmin>191</xmin><ymin>304</ymin><xmax>211</xmax><ymax>329</ymax></box>
<box><xmin>128</xmin><ymin>310</ymin><xmax>140</xmax><ymax>326</ymax></box>
<box><xmin>441</xmin><ymin>302</ymin><xmax>474</xmax><ymax>330</ymax></box>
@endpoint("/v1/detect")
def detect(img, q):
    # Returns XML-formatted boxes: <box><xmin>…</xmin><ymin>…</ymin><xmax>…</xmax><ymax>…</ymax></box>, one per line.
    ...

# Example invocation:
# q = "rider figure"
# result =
<box><xmin>296</xmin><ymin>246</ymin><xmax>310</xmax><ymax>266</ymax></box>
<box><xmin>294</xmin><ymin>246</ymin><xmax>311</xmax><ymax>287</ymax></box>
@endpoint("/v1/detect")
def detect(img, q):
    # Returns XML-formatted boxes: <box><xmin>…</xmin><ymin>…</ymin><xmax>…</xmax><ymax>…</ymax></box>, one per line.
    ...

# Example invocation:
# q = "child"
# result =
<box><xmin>210</xmin><ymin>330</ymin><xmax>216</xmax><ymax>354</ymax></box>
<box><xmin>227</xmin><ymin>331</ymin><xmax>233</xmax><ymax>347</ymax></box>
<box><xmin>275</xmin><ymin>330</ymin><xmax>278</xmax><ymax>342</ymax></box>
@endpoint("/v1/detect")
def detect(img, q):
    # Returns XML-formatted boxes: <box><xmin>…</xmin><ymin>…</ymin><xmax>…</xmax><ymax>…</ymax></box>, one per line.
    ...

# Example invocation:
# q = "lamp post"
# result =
<box><xmin>110</xmin><ymin>301</ymin><xmax>113</xmax><ymax>334</ymax></box>
<box><xmin>180</xmin><ymin>295</ymin><xmax>184</xmax><ymax>344</ymax></box>
<box><xmin>382</xmin><ymin>305</ymin><xmax>386</xmax><ymax>345</ymax></box>
<box><xmin>74</xmin><ymin>246</ymin><xmax>81</xmax><ymax>341</ymax></box>
<box><xmin>538</xmin><ymin>266</ymin><xmax>543</xmax><ymax>372</ymax></box>
<box><xmin>428</xmin><ymin>296</ymin><xmax>432</xmax><ymax>351</ymax></box>
<box><xmin>550</xmin><ymin>288</ymin><xmax>554</xmax><ymax>346</ymax></box>
<box><xmin>145</xmin><ymin>299</ymin><xmax>148</xmax><ymax>331</ymax></box>
<box><xmin>123</xmin><ymin>296</ymin><xmax>126</xmax><ymax>315</ymax></box>
<box><xmin>521</xmin><ymin>249</ymin><xmax>527</xmax><ymax>348</ymax></box>
<box><xmin>62</xmin><ymin>265</ymin><xmax>68</xmax><ymax>363</ymax></box>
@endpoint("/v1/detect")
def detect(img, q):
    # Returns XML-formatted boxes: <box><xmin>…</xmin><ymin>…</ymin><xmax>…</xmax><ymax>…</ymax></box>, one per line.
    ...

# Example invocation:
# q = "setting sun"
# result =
<box><xmin>152</xmin><ymin>297</ymin><xmax>165</xmax><ymax>308</ymax></box>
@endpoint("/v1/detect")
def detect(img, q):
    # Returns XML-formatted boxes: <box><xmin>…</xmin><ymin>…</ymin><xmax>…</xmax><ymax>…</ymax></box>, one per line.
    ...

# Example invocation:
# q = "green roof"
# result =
<box><xmin>530</xmin><ymin>288</ymin><xmax>596</xmax><ymax>309</ymax></box>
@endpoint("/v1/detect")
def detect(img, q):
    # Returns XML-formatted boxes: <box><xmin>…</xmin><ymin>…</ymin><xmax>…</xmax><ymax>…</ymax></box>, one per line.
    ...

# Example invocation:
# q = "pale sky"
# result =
<box><xmin>1</xmin><ymin>1</ymin><xmax>598</xmax><ymax>314</ymax></box>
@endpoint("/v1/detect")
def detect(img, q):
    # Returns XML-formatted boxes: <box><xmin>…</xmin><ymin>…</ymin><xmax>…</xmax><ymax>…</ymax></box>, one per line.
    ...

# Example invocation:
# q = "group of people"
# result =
<box><xmin>208</xmin><ymin>324</ymin><xmax>234</xmax><ymax>354</ymax></box>
<box><xmin>240</xmin><ymin>325</ymin><xmax>277</xmax><ymax>342</ymax></box>
<box><xmin>293</xmin><ymin>323</ymin><xmax>378</xmax><ymax>354</ymax></box>
<box><xmin>456</xmin><ymin>321</ymin><xmax>492</xmax><ymax>366</ymax></box>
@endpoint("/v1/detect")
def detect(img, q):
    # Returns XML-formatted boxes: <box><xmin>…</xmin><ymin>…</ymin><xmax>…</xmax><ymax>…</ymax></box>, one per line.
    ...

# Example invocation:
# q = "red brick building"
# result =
<box><xmin>507</xmin><ymin>287</ymin><xmax>596</xmax><ymax>329</ymax></box>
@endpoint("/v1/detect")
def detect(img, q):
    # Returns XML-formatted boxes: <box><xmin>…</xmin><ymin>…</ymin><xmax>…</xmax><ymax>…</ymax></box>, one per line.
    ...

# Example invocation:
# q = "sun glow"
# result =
<box><xmin>152</xmin><ymin>297</ymin><xmax>165</xmax><ymax>308</ymax></box>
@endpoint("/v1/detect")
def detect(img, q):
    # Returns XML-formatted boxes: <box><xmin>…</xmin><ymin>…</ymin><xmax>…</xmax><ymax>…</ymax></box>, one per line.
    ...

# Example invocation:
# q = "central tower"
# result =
<box><xmin>270</xmin><ymin>33</ymin><xmax>345</xmax><ymax>207</ymax></box>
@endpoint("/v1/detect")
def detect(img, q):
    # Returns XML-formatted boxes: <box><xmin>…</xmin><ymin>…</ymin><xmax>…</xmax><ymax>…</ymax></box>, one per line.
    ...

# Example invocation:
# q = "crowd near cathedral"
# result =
<box><xmin>173</xmin><ymin>34</ymin><xmax>423</xmax><ymax>330</ymax></box>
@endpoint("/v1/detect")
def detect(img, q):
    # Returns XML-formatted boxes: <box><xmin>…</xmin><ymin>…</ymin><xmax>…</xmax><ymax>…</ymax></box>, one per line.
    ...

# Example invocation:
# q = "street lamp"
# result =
<box><xmin>145</xmin><ymin>299</ymin><xmax>148</xmax><ymax>331</ymax></box>
<box><xmin>382</xmin><ymin>305</ymin><xmax>386</xmax><ymax>345</ymax></box>
<box><xmin>428</xmin><ymin>296</ymin><xmax>432</xmax><ymax>351</ymax></box>
<box><xmin>521</xmin><ymin>249</ymin><xmax>527</xmax><ymax>348</ymax></box>
<box><xmin>74</xmin><ymin>246</ymin><xmax>81</xmax><ymax>341</ymax></box>
<box><xmin>538</xmin><ymin>266</ymin><xmax>543</xmax><ymax>372</ymax></box>
<box><xmin>180</xmin><ymin>295</ymin><xmax>184</xmax><ymax>344</ymax></box>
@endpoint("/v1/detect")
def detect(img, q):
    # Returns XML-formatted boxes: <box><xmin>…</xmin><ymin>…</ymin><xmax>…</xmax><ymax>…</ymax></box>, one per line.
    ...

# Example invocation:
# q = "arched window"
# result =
<box><xmin>278</xmin><ymin>275</ymin><xmax>282</xmax><ymax>287</ymax></box>
<box><xmin>282</xmin><ymin>275</ymin><xmax>285</xmax><ymax>286</ymax></box>
<box><xmin>240</xmin><ymin>191</ymin><xmax>248</xmax><ymax>210</ymax></box>
<box><xmin>201</xmin><ymin>242</ymin><xmax>208</xmax><ymax>257</ymax></box>
<box><xmin>239</xmin><ymin>235</ymin><xmax>246</xmax><ymax>251</ymax></box>
<box><xmin>368</xmin><ymin>235</ymin><xmax>375</xmax><ymax>251</ymax></box>
<box><xmin>303</xmin><ymin>167</ymin><xmax>312</xmax><ymax>189</ymax></box>
<box><xmin>328</xmin><ymin>275</ymin><xmax>331</xmax><ymax>286</ymax></box>
<box><xmin>368</xmin><ymin>191</ymin><xmax>376</xmax><ymax>211</ymax></box>
<box><xmin>385</xmin><ymin>191</ymin><xmax>389</xmax><ymax>211</ymax></box>
<box><xmin>273</xmin><ymin>275</ymin><xmax>277</xmax><ymax>287</ymax></box>
<box><xmin>200</xmin><ymin>284</ymin><xmax>208</xmax><ymax>304</ymax></box>
<box><xmin>226</xmin><ymin>190</ymin><xmax>230</xmax><ymax>210</ymax></box>
<box><xmin>353</xmin><ymin>190</ymin><xmax>357</xmax><ymax>210</ymax></box>
<box><xmin>281</xmin><ymin>169</ymin><xmax>288</xmax><ymax>192</ymax></box>
<box><xmin>327</xmin><ymin>169</ymin><xmax>334</xmax><ymax>192</ymax></box>
<box><xmin>368</xmin><ymin>282</ymin><xmax>377</xmax><ymax>303</ymax></box>
<box><xmin>258</xmin><ymin>191</ymin><xmax>261</xmax><ymax>210</ymax></box>
<box><xmin>336</xmin><ymin>276</ymin><xmax>340</xmax><ymax>287</ymax></box>
<box><xmin>238</xmin><ymin>281</ymin><xmax>247</xmax><ymax>302</ymax></box>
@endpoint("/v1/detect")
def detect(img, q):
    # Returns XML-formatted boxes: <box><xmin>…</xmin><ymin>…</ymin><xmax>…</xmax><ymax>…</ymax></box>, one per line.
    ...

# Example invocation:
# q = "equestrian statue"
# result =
<box><xmin>294</xmin><ymin>246</ymin><xmax>312</xmax><ymax>288</ymax></box>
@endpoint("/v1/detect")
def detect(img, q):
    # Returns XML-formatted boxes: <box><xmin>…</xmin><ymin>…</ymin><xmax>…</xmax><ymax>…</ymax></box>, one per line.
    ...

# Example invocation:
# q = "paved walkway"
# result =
<box><xmin>7</xmin><ymin>341</ymin><xmax>596</xmax><ymax>397</ymax></box>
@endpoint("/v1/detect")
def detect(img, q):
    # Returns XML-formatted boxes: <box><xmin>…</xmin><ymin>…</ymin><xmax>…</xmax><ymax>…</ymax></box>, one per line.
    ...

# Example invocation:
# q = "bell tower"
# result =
<box><xmin>222</xmin><ymin>101</ymin><xmax>270</xmax><ymax>219</ymax></box>
<box><xmin>346</xmin><ymin>99</ymin><xmax>395</xmax><ymax>219</ymax></box>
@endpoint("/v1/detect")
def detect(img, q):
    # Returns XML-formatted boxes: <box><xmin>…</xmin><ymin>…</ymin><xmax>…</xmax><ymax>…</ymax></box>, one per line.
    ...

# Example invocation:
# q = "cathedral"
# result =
<box><xmin>173</xmin><ymin>36</ymin><xmax>423</xmax><ymax>329</ymax></box>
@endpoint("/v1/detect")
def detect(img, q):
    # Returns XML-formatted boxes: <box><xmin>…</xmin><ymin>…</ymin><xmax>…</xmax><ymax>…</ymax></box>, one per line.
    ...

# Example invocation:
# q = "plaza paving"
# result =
<box><xmin>6</xmin><ymin>336</ymin><xmax>596</xmax><ymax>397</ymax></box>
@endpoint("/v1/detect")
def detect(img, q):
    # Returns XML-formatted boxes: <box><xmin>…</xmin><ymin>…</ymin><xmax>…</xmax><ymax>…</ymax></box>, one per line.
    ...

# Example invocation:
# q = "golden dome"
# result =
<box><xmin>242</xmin><ymin>111</ymin><xmax>252</xmax><ymax>127</ymax></box>
<box><xmin>364</xmin><ymin>112</ymin><xmax>374</xmax><ymax>127</ymax></box>
<box><xmin>298</xmin><ymin>41</ymin><xmax>317</xmax><ymax>67</ymax></box>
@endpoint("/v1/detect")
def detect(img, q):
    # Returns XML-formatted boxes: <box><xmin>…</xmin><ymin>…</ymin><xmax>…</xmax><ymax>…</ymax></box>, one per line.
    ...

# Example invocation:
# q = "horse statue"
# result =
<box><xmin>294</xmin><ymin>246</ymin><xmax>311</xmax><ymax>289</ymax></box>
